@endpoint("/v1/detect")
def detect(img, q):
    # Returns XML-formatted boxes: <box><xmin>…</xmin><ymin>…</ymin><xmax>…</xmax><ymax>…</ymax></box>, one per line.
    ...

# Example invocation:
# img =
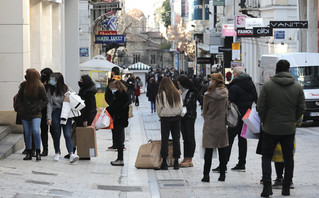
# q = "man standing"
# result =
<box><xmin>214</xmin><ymin>66</ymin><xmax>257</xmax><ymax>172</ymax></box>
<box><xmin>257</xmin><ymin>60</ymin><xmax>305</xmax><ymax>197</ymax></box>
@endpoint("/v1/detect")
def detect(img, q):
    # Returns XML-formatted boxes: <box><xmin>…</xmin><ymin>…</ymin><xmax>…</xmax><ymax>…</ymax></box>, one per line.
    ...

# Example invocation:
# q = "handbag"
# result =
<box><xmin>225</xmin><ymin>101</ymin><xmax>240</xmax><ymax>127</ymax></box>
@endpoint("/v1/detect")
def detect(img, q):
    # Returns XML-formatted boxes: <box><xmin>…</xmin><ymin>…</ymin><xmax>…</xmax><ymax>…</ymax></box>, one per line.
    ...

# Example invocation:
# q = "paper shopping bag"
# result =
<box><xmin>242</xmin><ymin>108</ymin><xmax>261</xmax><ymax>133</ymax></box>
<box><xmin>241</xmin><ymin>123</ymin><xmax>259</xmax><ymax>139</ymax></box>
<box><xmin>135</xmin><ymin>140</ymin><xmax>162</xmax><ymax>169</ymax></box>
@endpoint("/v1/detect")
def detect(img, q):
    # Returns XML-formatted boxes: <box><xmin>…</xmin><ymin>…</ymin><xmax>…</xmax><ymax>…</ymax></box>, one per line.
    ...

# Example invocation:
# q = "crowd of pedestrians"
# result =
<box><xmin>14</xmin><ymin>59</ymin><xmax>305</xmax><ymax>197</ymax></box>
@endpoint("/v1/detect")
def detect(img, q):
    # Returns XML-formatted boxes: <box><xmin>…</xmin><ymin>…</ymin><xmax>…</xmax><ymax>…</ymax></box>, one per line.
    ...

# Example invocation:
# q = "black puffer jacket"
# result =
<box><xmin>183</xmin><ymin>90</ymin><xmax>197</xmax><ymax>120</ymax></box>
<box><xmin>228</xmin><ymin>73</ymin><xmax>258</xmax><ymax>117</ymax></box>
<box><xmin>77</xmin><ymin>85</ymin><xmax>97</xmax><ymax>126</ymax></box>
<box><xmin>106</xmin><ymin>91</ymin><xmax>129</xmax><ymax>127</ymax></box>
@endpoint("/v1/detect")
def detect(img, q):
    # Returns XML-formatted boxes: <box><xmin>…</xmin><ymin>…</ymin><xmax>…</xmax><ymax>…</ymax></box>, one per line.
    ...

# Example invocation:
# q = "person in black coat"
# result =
<box><xmin>177</xmin><ymin>75</ymin><xmax>198</xmax><ymax>168</ymax></box>
<box><xmin>146</xmin><ymin>77</ymin><xmax>158</xmax><ymax>113</ymax></box>
<box><xmin>107</xmin><ymin>80</ymin><xmax>129</xmax><ymax>166</ymax></box>
<box><xmin>215</xmin><ymin>67</ymin><xmax>257</xmax><ymax>172</ymax></box>
<box><xmin>77</xmin><ymin>75</ymin><xmax>97</xmax><ymax>126</ymax></box>
<box><xmin>104</xmin><ymin>67</ymin><xmax>128</xmax><ymax>150</ymax></box>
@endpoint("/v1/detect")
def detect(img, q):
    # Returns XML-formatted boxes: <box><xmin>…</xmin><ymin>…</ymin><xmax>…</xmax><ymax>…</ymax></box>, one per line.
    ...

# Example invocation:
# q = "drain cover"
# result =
<box><xmin>97</xmin><ymin>185</ymin><xmax>142</xmax><ymax>192</ymax></box>
<box><xmin>158</xmin><ymin>180</ymin><xmax>188</xmax><ymax>188</ymax></box>
<box><xmin>26</xmin><ymin>180</ymin><xmax>53</xmax><ymax>186</ymax></box>
<box><xmin>49</xmin><ymin>189</ymin><xmax>73</xmax><ymax>196</ymax></box>
<box><xmin>32</xmin><ymin>171</ymin><xmax>58</xmax><ymax>176</ymax></box>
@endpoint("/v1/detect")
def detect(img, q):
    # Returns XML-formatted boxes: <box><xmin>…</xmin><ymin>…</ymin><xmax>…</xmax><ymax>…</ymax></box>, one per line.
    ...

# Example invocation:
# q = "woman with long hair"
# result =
<box><xmin>177</xmin><ymin>75</ymin><xmax>198</xmax><ymax>167</ymax></box>
<box><xmin>134</xmin><ymin>76</ymin><xmax>142</xmax><ymax>106</ymax></box>
<box><xmin>107</xmin><ymin>80</ymin><xmax>129</xmax><ymax>166</ymax></box>
<box><xmin>146</xmin><ymin>77</ymin><xmax>158</xmax><ymax>113</ymax></box>
<box><xmin>17</xmin><ymin>68</ymin><xmax>48</xmax><ymax>161</ymax></box>
<box><xmin>47</xmin><ymin>73</ymin><xmax>79</xmax><ymax>163</ymax></box>
<box><xmin>201</xmin><ymin>73</ymin><xmax>229</xmax><ymax>182</ymax></box>
<box><xmin>156</xmin><ymin>77</ymin><xmax>183</xmax><ymax>170</ymax></box>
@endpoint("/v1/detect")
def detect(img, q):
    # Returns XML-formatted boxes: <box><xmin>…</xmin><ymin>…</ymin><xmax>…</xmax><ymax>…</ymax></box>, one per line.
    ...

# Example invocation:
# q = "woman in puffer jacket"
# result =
<box><xmin>156</xmin><ymin>77</ymin><xmax>183</xmax><ymax>170</ymax></box>
<box><xmin>47</xmin><ymin>72</ymin><xmax>79</xmax><ymax>163</ymax></box>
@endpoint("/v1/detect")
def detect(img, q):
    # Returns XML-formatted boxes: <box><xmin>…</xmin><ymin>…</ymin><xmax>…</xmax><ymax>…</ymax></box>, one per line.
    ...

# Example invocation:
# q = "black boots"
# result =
<box><xmin>23</xmin><ymin>150</ymin><xmax>32</xmax><ymax>160</ymax></box>
<box><xmin>282</xmin><ymin>181</ymin><xmax>291</xmax><ymax>196</ymax></box>
<box><xmin>218</xmin><ymin>172</ymin><xmax>226</xmax><ymax>182</ymax></box>
<box><xmin>201</xmin><ymin>175</ymin><xmax>210</xmax><ymax>182</ymax></box>
<box><xmin>174</xmin><ymin>158</ymin><xmax>179</xmax><ymax>170</ymax></box>
<box><xmin>161</xmin><ymin>158</ymin><xmax>168</xmax><ymax>170</ymax></box>
<box><xmin>40</xmin><ymin>149</ymin><xmax>48</xmax><ymax>156</ymax></box>
<box><xmin>36</xmin><ymin>149</ymin><xmax>41</xmax><ymax>161</ymax></box>
<box><xmin>261</xmin><ymin>181</ymin><xmax>273</xmax><ymax>197</ymax></box>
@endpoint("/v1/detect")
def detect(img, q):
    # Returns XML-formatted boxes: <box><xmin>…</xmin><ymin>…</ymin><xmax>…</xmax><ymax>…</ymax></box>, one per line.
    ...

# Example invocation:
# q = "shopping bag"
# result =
<box><xmin>241</xmin><ymin>123</ymin><xmax>259</xmax><ymax>139</ymax></box>
<box><xmin>242</xmin><ymin>108</ymin><xmax>260</xmax><ymax>133</ymax></box>
<box><xmin>91</xmin><ymin>109</ymin><xmax>114</xmax><ymax>130</ymax></box>
<box><xmin>76</xmin><ymin>127</ymin><xmax>98</xmax><ymax>158</ymax></box>
<box><xmin>128</xmin><ymin>105</ymin><xmax>133</xmax><ymax>118</ymax></box>
<box><xmin>135</xmin><ymin>140</ymin><xmax>162</xmax><ymax>169</ymax></box>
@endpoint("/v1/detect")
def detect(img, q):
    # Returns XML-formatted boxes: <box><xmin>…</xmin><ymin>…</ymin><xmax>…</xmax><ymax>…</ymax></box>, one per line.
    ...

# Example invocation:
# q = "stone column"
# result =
<box><xmin>0</xmin><ymin>0</ymin><xmax>30</xmax><ymax>110</ymax></box>
<box><xmin>30</xmin><ymin>0</ymin><xmax>43</xmax><ymax>71</ymax></box>
<box><xmin>307</xmin><ymin>0</ymin><xmax>318</xmax><ymax>52</ymax></box>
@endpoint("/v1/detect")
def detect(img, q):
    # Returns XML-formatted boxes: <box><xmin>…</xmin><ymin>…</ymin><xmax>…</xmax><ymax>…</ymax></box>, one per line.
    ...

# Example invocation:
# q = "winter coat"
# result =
<box><xmin>182</xmin><ymin>90</ymin><xmax>197</xmax><ymax>120</ymax></box>
<box><xmin>156</xmin><ymin>92</ymin><xmax>183</xmax><ymax>118</ymax></box>
<box><xmin>228</xmin><ymin>73</ymin><xmax>258</xmax><ymax>117</ymax></box>
<box><xmin>17</xmin><ymin>82</ymin><xmax>48</xmax><ymax>121</ymax></box>
<box><xmin>77</xmin><ymin>85</ymin><xmax>97</xmax><ymax>126</ymax></box>
<box><xmin>106</xmin><ymin>90</ymin><xmax>129</xmax><ymax>127</ymax></box>
<box><xmin>202</xmin><ymin>87</ymin><xmax>229</xmax><ymax>148</ymax></box>
<box><xmin>146</xmin><ymin>82</ymin><xmax>158</xmax><ymax>102</ymax></box>
<box><xmin>257</xmin><ymin>72</ymin><xmax>305</xmax><ymax>136</ymax></box>
<box><xmin>104</xmin><ymin>78</ymin><xmax>128</xmax><ymax>106</ymax></box>
<box><xmin>134</xmin><ymin>80</ymin><xmax>142</xmax><ymax>96</ymax></box>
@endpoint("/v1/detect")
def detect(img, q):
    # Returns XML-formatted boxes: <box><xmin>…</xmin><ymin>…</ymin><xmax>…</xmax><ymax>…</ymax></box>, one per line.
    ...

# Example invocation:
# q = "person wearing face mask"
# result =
<box><xmin>106</xmin><ymin>80</ymin><xmax>129</xmax><ymax>166</ymax></box>
<box><xmin>39</xmin><ymin>68</ymin><xmax>53</xmax><ymax>156</ymax></box>
<box><xmin>177</xmin><ymin>75</ymin><xmax>198</xmax><ymax>168</ymax></box>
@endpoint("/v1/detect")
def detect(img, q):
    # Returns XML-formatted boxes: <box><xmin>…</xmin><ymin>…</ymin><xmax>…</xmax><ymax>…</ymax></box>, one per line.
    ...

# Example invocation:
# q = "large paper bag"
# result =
<box><xmin>135</xmin><ymin>140</ymin><xmax>162</xmax><ymax>169</ymax></box>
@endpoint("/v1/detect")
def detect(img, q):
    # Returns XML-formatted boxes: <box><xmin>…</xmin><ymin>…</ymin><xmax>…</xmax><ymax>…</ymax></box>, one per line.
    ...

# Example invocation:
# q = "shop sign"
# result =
<box><xmin>197</xmin><ymin>57</ymin><xmax>213</xmax><ymax>64</ymax></box>
<box><xmin>274</xmin><ymin>31</ymin><xmax>285</xmax><ymax>39</ymax></box>
<box><xmin>253</xmin><ymin>27</ymin><xmax>273</xmax><ymax>37</ymax></box>
<box><xmin>236</xmin><ymin>28</ymin><xmax>254</xmax><ymax>37</ymax></box>
<box><xmin>213</xmin><ymin>0</ymin><xmax>225</xmax><ymax>6</ymax></box>
<box><xmin>95</xmin><ymin>35</ymin><xmax>125</xmax><ymax>44</ymax></box>
<box><xmin>269</xmin><ymin>21</ymin><xmax>308</xmax><ymax>28</ymax></box>
<box><xmin>98</xmin><ymin>31</ymin><xmax>117</xmax><ymax>35</ymax></box>
<box><xmin>222</xmin><ymin>24</ymin><xmax>236</xmax><ymax>37</ymax></box>
<box><xmin>234</xmin><ymin>15</ymin><xmax>247</xmax><ymax>29</ymax></box>
<box><xmin>79</xmin><ymin>48</ymin><xmax>89</xmax><ymax>57</ymax></box>
<box><xmin>245</xmin><ymin>18</ymin><xmax>264</xmax><ymax>29</ymax></box>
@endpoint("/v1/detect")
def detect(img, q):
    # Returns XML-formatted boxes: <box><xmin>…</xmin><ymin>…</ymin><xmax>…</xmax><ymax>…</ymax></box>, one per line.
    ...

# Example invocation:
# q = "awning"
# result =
<box><xmin>128</xmin><ymin>62</ymin><xmax>151</xmax><ymax>70</ymax></box>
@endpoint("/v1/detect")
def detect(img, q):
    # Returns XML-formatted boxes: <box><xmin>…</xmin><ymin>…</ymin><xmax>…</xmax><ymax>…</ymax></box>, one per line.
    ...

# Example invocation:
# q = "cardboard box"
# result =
<box><xmin>76</xmin><ymin>127</ymin><xmax>98</xmax><ymax>158</ymax></box>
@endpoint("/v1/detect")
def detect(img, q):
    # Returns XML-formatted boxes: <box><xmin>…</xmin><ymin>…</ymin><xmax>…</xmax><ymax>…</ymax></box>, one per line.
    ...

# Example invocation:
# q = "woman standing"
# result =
<box><xmin>47</xmin><ymin>73</ymin><xmax>79</xmax><ymax>163</ymax></box>
<box><xmin>134</xmin><ymin>77</ymin><xmax>142</xmax><ymax>106</ymax></box>
<box><xmin>17</xmin><ymin>68</ymin><xmax>48</xmax><ymax>161</ymax></box>
<box><xmin>146</xmin><ymin>77</ymin><xmax>158</xmax><ymax>113</ymax></box>
<box><xmin>201</xmin><ymin>73</ymin><xmax>229</xmax><ymax>182</ymax></box>
<box><xmin>177</xmin><ymin>75</ymin><xmax>198</xmax><ymax>167</ymax></box>
<box><xmin>107</xmin><ymin>80</ymin><xmax>129</xmax><ymax>166</ymax></box>
<box><xmin>77</xmin><ymin>75</ymin><xmax>97</xmax><ymax>127</ymax></box>
<box><xmin>156</xmin><ymin>77</ymin><xmax>183</xmax><ymax>170</ymax></box>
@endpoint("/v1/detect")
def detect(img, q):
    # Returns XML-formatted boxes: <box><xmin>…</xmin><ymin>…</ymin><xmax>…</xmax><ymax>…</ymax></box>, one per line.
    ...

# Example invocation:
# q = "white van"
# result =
<box><xmin>259</xmin><ymin>53</ymin><xmax>319</xmax><ymax>123</ymax></box>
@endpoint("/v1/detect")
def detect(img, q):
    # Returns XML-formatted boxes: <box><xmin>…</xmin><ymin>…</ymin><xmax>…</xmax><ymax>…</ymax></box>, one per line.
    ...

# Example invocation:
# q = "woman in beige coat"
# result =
<box><xmin>201</xmin><ymin>73</ymin><xmax>229</xmax><ymax>182</ymax></box>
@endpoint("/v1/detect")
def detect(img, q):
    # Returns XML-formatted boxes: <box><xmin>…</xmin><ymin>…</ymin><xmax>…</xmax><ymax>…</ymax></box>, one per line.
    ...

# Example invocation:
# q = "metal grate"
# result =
<box><xmin>158</xmin><ymin>180</ymin><xmax>188</xmax><ymax>188</ymax></box>
<box><xmin>32</xmin><ymin>171</ymin><xmax>58</xmax><ymax>176</ymax></box>
<box><xmin>97</xmin><ymin>185</ymin><xmax>142</xmax><ymax>192</ymax></box>
<box><xmin>49</xmin><ymin>189</ymin><xmax>73</xmax><ymax>196</ymax></box>
<box><xmin>26</xmin><ymin>180</ymin><xmax>53</xmax><ymax>186</ymax></box>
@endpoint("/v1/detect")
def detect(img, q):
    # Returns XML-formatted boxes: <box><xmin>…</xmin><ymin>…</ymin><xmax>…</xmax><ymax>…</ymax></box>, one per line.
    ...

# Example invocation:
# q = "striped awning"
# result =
<box><xmin>128</xmin><ymin>62</ymin><xmax>151</xmax><ymax>70</ymax></box>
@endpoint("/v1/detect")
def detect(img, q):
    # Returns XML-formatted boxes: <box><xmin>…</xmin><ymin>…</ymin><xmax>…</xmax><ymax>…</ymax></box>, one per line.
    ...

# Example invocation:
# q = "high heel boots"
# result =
<box><xmin>36</xmin><ymin>149</ymin><xmax>41</xmax><ymax>161</ymax></box>
<box><xmin>23</xmin><ymin>150</ymin><xmax>32</xmax><ymax>160</ymax></box>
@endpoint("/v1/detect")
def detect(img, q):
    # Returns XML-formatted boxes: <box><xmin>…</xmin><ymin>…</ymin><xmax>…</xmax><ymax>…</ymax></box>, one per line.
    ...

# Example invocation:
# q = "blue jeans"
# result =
<box><xmin>150</xmin><ymin>101</ymin><xmax>155</xmax><ymax>111</ymax></box>
<box><xmin>22</xmin><ymin>118</ymin><xmax>41</xmax><ymax>150</ymax></box>
<box><xmin>51</xmin><ymin>109</ymin><xmax>73</xmax><ymax>154</ymax></box>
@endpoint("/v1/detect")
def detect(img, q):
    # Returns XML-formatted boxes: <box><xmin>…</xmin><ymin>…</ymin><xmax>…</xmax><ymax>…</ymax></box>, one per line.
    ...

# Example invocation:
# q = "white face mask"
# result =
<box><xmin>111</xmin><ymin>89</ymin><xmax>117</xmax><ymax>94</ymax></box>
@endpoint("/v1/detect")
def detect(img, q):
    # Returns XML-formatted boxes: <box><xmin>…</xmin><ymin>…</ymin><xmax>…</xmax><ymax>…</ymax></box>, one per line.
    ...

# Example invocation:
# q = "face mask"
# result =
<box><xmin>111</xmin><ymin>89</ymin><xmax>117</xmax><ymax>94</ymax></box>
<box><xmin>209</xmin><ymin>81</ymin><xmax>212</xmax><ymax>86</ymax></box>
<box><xmin>50</xmin><ymin>77</ymin><xmax>56</xmax><ymax>86</ymax></box>
<box><xmin>78</xmin><ymin>81</ymin><xmax>83</xmax><ymax>87</ymax></box>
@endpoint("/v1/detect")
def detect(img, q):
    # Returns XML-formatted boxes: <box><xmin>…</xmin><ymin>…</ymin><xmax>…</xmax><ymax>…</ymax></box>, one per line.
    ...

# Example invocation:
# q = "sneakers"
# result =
<box><xmin>69</xmin><ymin>154</ymin><xmax>79</xmax><ymax>163</ymax></box>
<box><xmin>54</xmin><ymin>154</ymin><xmax>60</xmax><ymax>161</ymax></box>
<box><xmin>111</xmin><ymin>159</ymin><xmax>124</xmax><ymax>166</ymax></box>
<box><xmin>231</xmin><ymin>164</ymin><xmax>245</xmax><ymax>172</ymax></box>
<box><xmin>273</xmin><ymin>178</ymin><xmax>283</xmax><ymax>189</ymax></box>
<box><xmin>107</xmin><ymin>146</ymin><xmax>117</xmax><ymax>151</ymax></box>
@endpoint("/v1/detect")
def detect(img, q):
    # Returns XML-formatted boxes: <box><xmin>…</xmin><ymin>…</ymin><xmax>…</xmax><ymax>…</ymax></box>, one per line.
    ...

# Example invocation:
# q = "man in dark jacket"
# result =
<box><xmin>104</xmin><ymin>67</ymin><xmax>128</xmax><ymax>150</ymax></box>
<box><xmin>257</xmin><ymin>60</ymin><xmax>305</xmax><ymax>197</ymax></box>
<box><xmin>222</xmin><ymin>67</ymin><xmax>257</xmax><ymax>172</ymax></box>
